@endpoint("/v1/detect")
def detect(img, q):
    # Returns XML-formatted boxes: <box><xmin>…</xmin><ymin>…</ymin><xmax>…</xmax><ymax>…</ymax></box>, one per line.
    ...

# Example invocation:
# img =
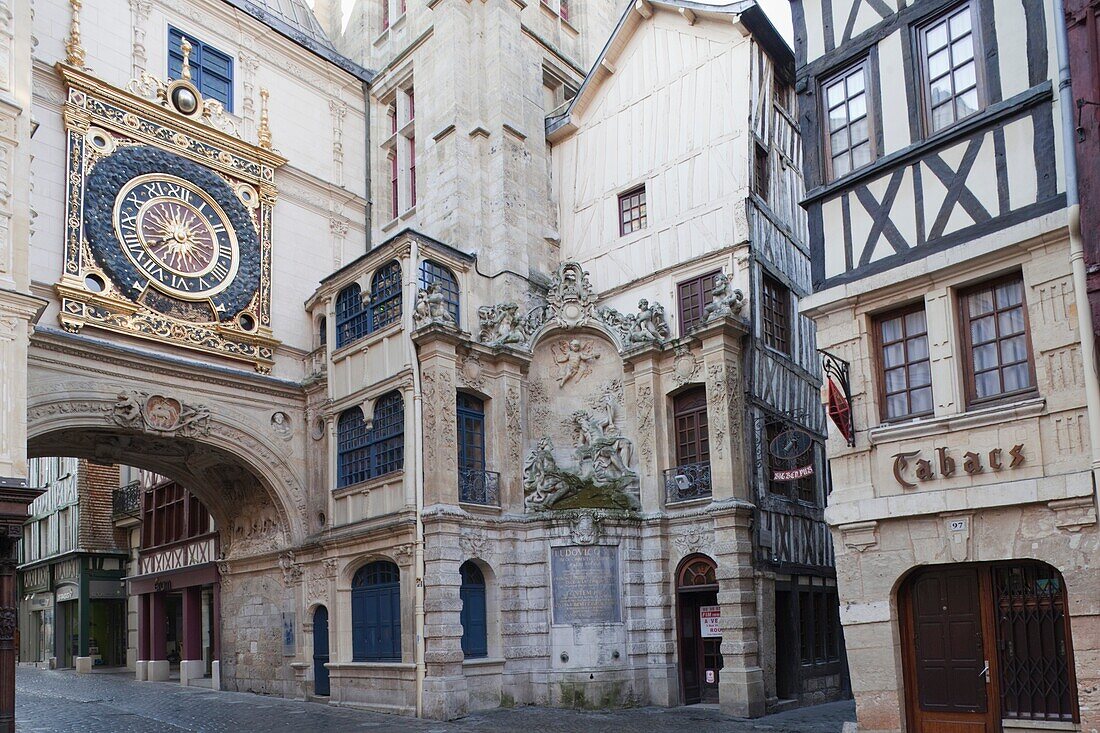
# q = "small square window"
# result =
<box><xmin>618</xmin><ymin>185</ymin><xmax>647</xmax><ymax>236</ymax></box>
<box><xmin>875</xmin><ymin>305</ymin><xmax>934</xmax><ymax>421</ymax></box>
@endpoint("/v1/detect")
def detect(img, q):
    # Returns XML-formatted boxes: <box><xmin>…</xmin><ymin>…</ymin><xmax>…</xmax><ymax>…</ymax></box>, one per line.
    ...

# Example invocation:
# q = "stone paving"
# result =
<box><xmin>16</xmin><ymin>666</ymin><xmax>855</xmax><ymax>732</ymax></box>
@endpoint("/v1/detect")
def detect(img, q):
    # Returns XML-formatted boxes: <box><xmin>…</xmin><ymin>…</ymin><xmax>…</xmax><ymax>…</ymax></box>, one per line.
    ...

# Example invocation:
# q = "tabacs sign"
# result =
<box><xmin>891</xmin><ymin>444</ymin><xmax>1025</xmax><ymax>489</ymax></box>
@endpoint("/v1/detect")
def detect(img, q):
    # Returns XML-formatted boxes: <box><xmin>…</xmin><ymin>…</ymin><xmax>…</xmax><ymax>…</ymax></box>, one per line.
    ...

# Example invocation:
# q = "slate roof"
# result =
<box><xmin>222</xmin><ymin>0</ymin><xmax>374</xmax><ymax>81</ymax></box>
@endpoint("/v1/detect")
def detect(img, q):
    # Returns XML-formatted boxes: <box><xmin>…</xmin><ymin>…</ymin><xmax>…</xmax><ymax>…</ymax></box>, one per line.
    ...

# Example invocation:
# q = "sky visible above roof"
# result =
<box><xmin>308</xmin><ymin>0</ymin><xmax>795</xmax><ymax>45</ymax></box>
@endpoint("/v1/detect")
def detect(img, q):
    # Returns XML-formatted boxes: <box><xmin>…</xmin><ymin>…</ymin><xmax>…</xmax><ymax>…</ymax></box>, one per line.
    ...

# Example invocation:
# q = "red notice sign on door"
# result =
<box><xmin>700</xmin><ymin>605</ymin><xmax>721</xmax><ymax>637</ymax></box>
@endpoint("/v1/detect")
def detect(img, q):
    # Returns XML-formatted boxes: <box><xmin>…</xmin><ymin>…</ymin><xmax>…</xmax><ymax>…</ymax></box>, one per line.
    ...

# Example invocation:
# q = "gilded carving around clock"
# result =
<box><xmin>55</xmin><ymin>62</ymin><xmax>284</xmax><ymax>371</ymax></box>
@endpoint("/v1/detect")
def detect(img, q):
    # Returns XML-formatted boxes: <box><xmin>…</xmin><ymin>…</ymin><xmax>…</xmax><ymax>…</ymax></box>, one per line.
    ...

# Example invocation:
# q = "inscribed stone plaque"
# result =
<box><xmin>551</xmin><ymin>545</ymin><xmax>621</xmax><ymax>624</ymax></box>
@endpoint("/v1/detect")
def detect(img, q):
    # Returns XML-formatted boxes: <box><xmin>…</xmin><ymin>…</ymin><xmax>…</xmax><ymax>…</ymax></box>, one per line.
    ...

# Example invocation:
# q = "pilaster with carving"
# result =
<box><xmin>415</xmin><ymin>332</ymin><xmax>459</xmax><ymax>505</ymax></box>
<box><xmin>696</xmin><ymin>318</ymin><xmax>749</xmax><ymax>501</ymax></box>
<box><xmin>329</xmin><ymin>100</ymin><xmax>347</xmax><ymax>187</ymax></box>
<box><xmin>329</xmin><ymin>216</ymin><xmax>348</xmax><ymax>269</ymax></box>
<box><xmin>127</xmin><ymin>0</ymin><xmax>151</xmax><ymax>78</ymax></box>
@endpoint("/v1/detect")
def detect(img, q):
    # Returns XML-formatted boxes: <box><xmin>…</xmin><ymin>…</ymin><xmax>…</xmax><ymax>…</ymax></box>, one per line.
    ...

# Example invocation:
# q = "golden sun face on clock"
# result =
<box><xmin>113</xmin><ymin>174</ymin><xmax>240</xmax><ymax>300</ymax></box>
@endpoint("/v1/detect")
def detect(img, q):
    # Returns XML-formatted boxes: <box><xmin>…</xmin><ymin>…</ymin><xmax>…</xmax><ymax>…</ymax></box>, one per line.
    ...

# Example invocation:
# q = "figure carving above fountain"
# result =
<box><xmin>412</xmin><ymin>281</ymin><xmax>456</xmax><ymax>329</ymax></box>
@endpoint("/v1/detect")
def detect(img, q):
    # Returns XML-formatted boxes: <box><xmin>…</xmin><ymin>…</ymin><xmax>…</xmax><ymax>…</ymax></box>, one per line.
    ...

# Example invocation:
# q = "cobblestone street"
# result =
<box><xmin>16</xmin><ymin>667</ymin><xmax>855</xmax><ymax>732</ymax></box>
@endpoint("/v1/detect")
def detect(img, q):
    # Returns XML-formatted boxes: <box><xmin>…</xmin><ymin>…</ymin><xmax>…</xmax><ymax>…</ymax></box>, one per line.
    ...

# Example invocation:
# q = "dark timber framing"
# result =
<box><xmin>791</xmin><ymin>0</ymin><xmax>1063</xmax><ymax>293</ymax></box>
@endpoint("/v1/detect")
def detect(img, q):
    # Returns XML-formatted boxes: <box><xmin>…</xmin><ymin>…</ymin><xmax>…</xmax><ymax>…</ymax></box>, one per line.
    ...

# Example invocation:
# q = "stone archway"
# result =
<box><xmin>26</xmin><ymin>382</ymin><xmax>306</xmax><ymax>555</ymax></box>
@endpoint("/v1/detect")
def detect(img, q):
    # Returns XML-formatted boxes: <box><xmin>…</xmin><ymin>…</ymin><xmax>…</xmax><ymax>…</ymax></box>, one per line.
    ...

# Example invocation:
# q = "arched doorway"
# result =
<box><xmin>313</xmin><ymin>606</ymin><xmax>329</xmax><ymax>696</ymax></box>
<box><xmin>900</xmin><ymin>561</ymin><xmax>1079</xmax><ymax>732</ymax></box>
<box><xmin>676</xmin><ymin>554</ymin><xmax>722</xmax><ymax>704</ymax></box>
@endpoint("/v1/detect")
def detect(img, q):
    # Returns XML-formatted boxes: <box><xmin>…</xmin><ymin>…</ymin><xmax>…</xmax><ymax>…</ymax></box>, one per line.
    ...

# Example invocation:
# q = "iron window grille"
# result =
<box><xmin>112</xmin><ymin>481</ymin><xmax>142</xmax><ymax>520</ymax></box>
<box><xmin>993</xmin><ymin>563</ymin><xmax>1077</xmax><ymax>722</ymax></box>
<box><xmin>420</xmin><ymin>259</ymin><xmax>460</xmax><ymax>324</ymax></box>
<box><xmin>168</xmin><ymin>28</ymin><xmax>233</xmax><ymax>110</ymax></box>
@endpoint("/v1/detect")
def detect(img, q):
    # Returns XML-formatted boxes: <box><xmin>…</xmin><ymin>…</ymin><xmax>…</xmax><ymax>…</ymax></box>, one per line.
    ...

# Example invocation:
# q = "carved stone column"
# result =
<box><xmin>0</xmin><ymin>480</ymin><xmax>42</xmax><ymax>733</ymax></box>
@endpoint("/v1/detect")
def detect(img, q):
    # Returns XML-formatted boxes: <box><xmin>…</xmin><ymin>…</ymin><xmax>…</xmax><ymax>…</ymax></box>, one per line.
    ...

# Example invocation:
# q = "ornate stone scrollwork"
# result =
<box><xmin>412</xmin><ymin>282</ymin><xmax>456</xmax><ymax>330</ymax></box>
<box><xmin>279</xmin><ymin>550</ymin><xmax>303</xmax><ymax>587</ymax></box>
<box><xmin>459</xmin><ymin>528</ymin><xmax>493</xmax><ymax>560</ymax></box>
<box><xmin>569</xmin><ymin>511</ymin><xmax>603</xmax><ymax>545</ymax></box>
<box><xmin>702</xmin><ymin>272</ymin><xmax>747</xmax><ymax>323</ymax></box>
<box><xmin>111</xmin><ymin>390</ymin><xmax>211</xmax><ymax>437</ymax></box>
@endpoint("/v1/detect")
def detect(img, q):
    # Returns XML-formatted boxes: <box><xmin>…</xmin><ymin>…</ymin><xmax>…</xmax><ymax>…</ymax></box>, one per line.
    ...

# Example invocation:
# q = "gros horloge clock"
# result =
<box><xmin>83</xmin><ymin>146</ymin><xmax>260</xmax><ymax>326</ymax></box>
<box><xmin>55</xmin><ymin>62</ymin><xmax>284</xmax><ymax>371</ymax></box>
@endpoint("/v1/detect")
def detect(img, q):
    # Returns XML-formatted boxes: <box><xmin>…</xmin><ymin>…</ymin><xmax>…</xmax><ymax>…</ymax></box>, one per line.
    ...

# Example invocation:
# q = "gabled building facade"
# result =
<box><xmin>307</xmin><ymin>0</ymin><xmax>845</xmax><ymax>719</ymax></box>
<box><xmin>790</xmin><ymin>0</ymin><xmax>1099</xmax><ymax>731</ymax></box>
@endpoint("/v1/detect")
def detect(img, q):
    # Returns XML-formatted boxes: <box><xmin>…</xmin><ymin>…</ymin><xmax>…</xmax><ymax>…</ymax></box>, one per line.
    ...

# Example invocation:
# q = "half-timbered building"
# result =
<box><xmin>790</xmin><ymin>0</ymin><xmax>1099</xmax><ymax>731</ymax></box>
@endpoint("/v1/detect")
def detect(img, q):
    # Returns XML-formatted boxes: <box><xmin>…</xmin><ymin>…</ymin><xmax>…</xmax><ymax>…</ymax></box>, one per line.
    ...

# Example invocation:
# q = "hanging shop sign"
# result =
<box><xmin>768</xmin><ymin>428</ymin><xmax>813</xmax><ymax>461</ymax></box>
<box><xmin>891</xmin><ymin>444</ymin><xmax>1025</xmax><ymax>489</ymax></box>
<box><xmin>773</xmin><ymin>464</ymin><xmax>814</xmax><ymax>482</ymax></box>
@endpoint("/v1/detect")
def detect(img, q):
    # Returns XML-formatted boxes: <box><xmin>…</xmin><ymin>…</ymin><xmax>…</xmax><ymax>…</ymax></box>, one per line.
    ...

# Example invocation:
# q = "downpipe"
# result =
<box><xmin>1054</xmin><ymin>0</ymin><xmax>1100</xmax><ymax>503</ymax></box>
<box><xmin>407</xmin><ymin>238</ymin><xmax>426</xmax><ymax>717</ymax></box>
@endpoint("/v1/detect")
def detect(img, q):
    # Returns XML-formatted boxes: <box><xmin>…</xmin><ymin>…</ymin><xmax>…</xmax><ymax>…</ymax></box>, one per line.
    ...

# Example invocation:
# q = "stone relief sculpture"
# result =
<box><xmin>412</xmin><ymin>282</ymin><xmax>455</xmax><ymax>329</ymax></box>
<box><xmin>554</xmin><ymin>338</ymin><xmax>600</xmax><ymax>387</ymax></box>
<box><xmin>111</xmin><ymin>390</ymin><xmax>211</xmax><ymax>437</ymax></box>
<box><xmin>702</xmin><ymin>272</ymin><xmax>747</xmax><ymax>323</ymax></box>
<box><xmin>477</xmin><ymin>302</ymin><xmax>529</xmax><ymax>347</ymax></box>
<box><xmin>523</xmin><ymin>396</ymin><xmax>641</xmax><ymax>513</ymax></box>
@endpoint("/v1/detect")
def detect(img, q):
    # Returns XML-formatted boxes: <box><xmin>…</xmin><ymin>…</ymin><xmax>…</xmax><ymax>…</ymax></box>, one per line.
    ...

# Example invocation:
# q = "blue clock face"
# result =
<box><xmin>113</xmin><ymin>174</ymin><xmax>240</xmax><ymax>300</ymax></box>
<box><xmin>83</xmin><ymin>145</ymin><xmax>262</xmax><ymax>322</ymax></box>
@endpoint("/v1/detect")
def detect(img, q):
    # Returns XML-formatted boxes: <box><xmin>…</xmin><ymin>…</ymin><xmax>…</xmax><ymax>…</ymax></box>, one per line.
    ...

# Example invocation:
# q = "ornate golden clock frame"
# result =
<box><xmin>54</xmin><ymin>62</ymin><xmax>286</xmax><ymax>373</ymax></box>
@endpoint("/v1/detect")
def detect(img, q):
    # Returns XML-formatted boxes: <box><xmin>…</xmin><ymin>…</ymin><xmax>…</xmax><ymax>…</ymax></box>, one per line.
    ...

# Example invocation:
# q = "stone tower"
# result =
<box><xmin>336</xmin><ymin>0</ymin><xmax>621</xmax><ymax>300</ymax></box>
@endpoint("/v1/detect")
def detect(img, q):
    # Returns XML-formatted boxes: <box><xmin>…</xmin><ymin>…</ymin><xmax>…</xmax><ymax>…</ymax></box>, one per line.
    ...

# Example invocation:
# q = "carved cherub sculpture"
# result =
<box><xmin>413</xmin><ymin>282</ymin><xmax>455</xmax><ymax>329</ymax></box>
<box><xmin>555</xmin><ymin>338</ymin><xmax>599</xmax><ymax>387</ymax></box>
<box><xmin>702</xmin><ymin>272</ymin><xmax>747</xmax><ymax>324</ymax></box>
<box><xmin>627</xmin><ymin>298</ymin><xmax>672</xmax><ymax>344</ymax></box>
<box><xmin>479</xmin><ymin>302</ymin><xmax>527</xmax><ymax>347</ymax></box>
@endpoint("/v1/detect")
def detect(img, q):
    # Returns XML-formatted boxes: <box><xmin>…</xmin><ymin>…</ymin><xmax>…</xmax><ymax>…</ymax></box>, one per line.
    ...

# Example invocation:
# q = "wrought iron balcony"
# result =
<box><xmin>459</xmin><ymin>469</ymin><xmax>500</xmax><ymax>507</ymax></box>
<box><xmin>112</xmin><ymin>481</ymin><xmax>142</xmax><ymax>520</ymax></box>
<box><xmin>664</xmin><ymin>461</ymin><xmax>712</xmax><ymax>504</ymax></box>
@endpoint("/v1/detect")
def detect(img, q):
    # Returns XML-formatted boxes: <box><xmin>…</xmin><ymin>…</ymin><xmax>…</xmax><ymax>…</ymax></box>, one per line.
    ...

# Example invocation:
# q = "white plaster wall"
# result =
<box><xmin>553</xmin><ymin>10</ymin><xmax>754</xmax><ymax>293</ymax></box>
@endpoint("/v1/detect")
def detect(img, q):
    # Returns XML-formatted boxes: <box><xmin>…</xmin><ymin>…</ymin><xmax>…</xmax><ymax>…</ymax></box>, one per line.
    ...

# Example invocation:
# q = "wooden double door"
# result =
<box><xmin>677</xmin><ymin>588</ymin><xmax>722</xmax><ymax>704</ymax></box>
<box><xmin>901</xmin><ymin>563</ymin><xmax>1078</xmax><ymax>733</ymax></box>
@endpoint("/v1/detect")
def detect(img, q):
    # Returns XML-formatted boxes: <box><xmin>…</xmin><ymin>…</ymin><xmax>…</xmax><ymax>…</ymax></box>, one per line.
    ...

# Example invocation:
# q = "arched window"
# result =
<box><xmin>678</xmin><ymin>555</ymin><xmax>717</xmax><ymax>589</ymax></box>
<box><xmin>459</xmin><ymin>561</ymin><xmax>488</xmax><ymax>659</ymax></box>
<box><xmin>419</xmin><ymin>259</ymin><xmax>460</xmax><ymax>324</ymax></box>
<box><xmin>335</xmin><ymin>284</ymin><xmax>368</xmax><ymax>348</ymax></box>
<box><xmin>351</xmin><ymin>560</ymin><xmax>401</xmax><ymax>662</ymax></box>
<box><xmin>337</xmin><ymin>407</ymin><xmax>369</xmax><ymax>488</ymax></box>
<box><xmin>369</xmin><ymin>260</ymin><xmax>403</xmax><ymax>331</ymax></box>
<box><xmin>318</xmin><ymin>316</ymin><xmax>327</xmax><ymax>347</ymax></box>
<box><xmin>368</xmin><ymin>392</ymin><xmax>404</xmax><ymax>477</ymax></box>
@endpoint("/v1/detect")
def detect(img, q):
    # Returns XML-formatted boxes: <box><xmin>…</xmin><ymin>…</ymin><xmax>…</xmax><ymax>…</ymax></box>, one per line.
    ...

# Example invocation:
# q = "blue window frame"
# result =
<box><xmin>168</xmin><ymin>28</ymin><xmax>233</xmax><ymax>110</ymax></box>
<box><xmin>336</xmin><ymin>392</ymin><xmax>404</xmax><ymax>488</ymax></box>
<box><xmin>332</xmin><ymin>261</ymin><xmax>404</xmax><ymax>350</ymax></box>
<box><xmin>335</xmin><ymin>284</ymin><xmax>369</xmax><ymax>348</ymax></box>
<box><xmin>352</xmin><ymin>561</ymin><xmax>401</xmax><ymax>662</ymax></box>
<box><xmin>459</xmin><ymin>561</ymin><xmax>488</xmax><ymax>659</ymax></box>
<box><xmin>368</xmin><ymin>392</ymin><xmax>404</xmax><ymax>477</ymax></box>
<box><xmin>419</xmin><ymin>260</ymin><xmax>460</xmax><ymax>324</ymax></box>
<box><xmin>370</xmin><ymin>261</ymin><xmax>403</xmax><ymax>331</ymax></box>
<box><xmin>457</xmin><ymin>393</ymin><xmax>485</xmax><ymax>472</ymax></box>
<box><xmin>337</xmin><ymin>407</ymin><xmax>370</xmax><ymax>488</ymax></box>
